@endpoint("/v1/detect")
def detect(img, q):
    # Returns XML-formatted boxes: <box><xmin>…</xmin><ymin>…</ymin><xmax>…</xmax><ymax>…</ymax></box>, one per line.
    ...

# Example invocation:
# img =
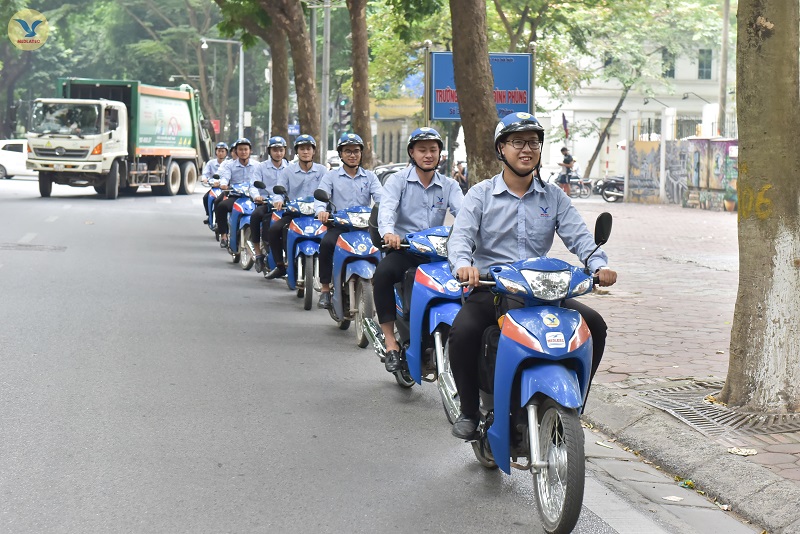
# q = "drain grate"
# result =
<box><xmin>636</xmin><ymin>380</ymin><xmax>800</xmax><ymax>438</ymax></box>
<box><xmin>0</xmin><ymin>243</ymin><xmax>66</xmax><ymax>252</ymax></box>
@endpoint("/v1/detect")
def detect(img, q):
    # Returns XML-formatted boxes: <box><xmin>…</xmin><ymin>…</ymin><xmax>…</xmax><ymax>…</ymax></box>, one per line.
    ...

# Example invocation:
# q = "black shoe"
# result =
<box><xmin>254</xmin><ymin>255</ymin><xmax>266</xmax><ymax>273</ymax></box>
<box><xmin>451</xmin><ymin>413</ymin><xmax>479</xmax><ymax>440</ymax></box>
<box><xmin>265</xmin><ymin>265</ymin><xmax>287</xmax><ymax>280</ymax></box>
<box><xmin>318</xmin><ymin>292</ymin><xmax>332</xmax><ymax>309</ymax></box>
<box><xmin>220</xmin><ymin>238</ymin><xmax>228</xmax><ymax>249</ymax></box>
<box><xmin>385</xmin><ymin>350</ymin><xmax>402</xmax><ymax>372</ymax></box>
<box><xmin>203</xmin><ymin>217</ymin><xmax>209</xmax><ymax>225</ymax></box>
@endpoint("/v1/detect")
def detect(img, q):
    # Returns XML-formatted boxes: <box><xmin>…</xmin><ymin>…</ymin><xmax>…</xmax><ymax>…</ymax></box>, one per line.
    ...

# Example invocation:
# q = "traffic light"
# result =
<box><xmin>338</xmin><ymin>96</ymin><xmax>352</xmax><ymax>131</ymax></box>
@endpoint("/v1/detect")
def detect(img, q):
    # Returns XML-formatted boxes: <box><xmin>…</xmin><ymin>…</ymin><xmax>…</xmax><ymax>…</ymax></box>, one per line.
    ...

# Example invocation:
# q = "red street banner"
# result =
<box><xmin>210</xmin><ymin>120</ymin><xmax>220</xmax><ymax>135</ymax></box>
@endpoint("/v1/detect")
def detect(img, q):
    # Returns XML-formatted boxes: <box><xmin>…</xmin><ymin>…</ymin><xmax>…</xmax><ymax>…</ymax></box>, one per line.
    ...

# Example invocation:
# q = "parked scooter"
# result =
<box><xmin>225</xmin><ymin>182</ymin><xmax>258</xmax><ymax>270</ymax></box>
<box><xmin>313</xmin><ymin>189</ymin><xmax>381</xmax><ymax>347</ymax></box>
<box><xmin>464</xmin><ymin>213</ymin><xmax>612</xmax><ymax>534</ymax></box>
<box><xmin>595</xmin><ymin>175</ymin><xmax>624</xmax><ymax>202</ymax></box>
<box><xmin>272</xmin><ymin>185</ymin><xmax>326</xmax><ymax>310</ymax></box>
<box><xmin>362</xmin><ymin>209</ymin><xmax>461</xmax><ymax>405</ymax></box>
<box><xmin>567</xmin><ymin>173</ymin><xmax>592</xmax><ymax>199</ymax></box>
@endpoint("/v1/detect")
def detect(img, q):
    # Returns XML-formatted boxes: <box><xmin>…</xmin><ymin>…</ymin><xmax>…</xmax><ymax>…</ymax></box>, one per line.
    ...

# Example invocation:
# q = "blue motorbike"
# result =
<box><xmin>206</xmin><ymin>173</ymin><xmax>222</xmax><ymax>240</ymax></box>
<box><xmin>363</xmin><ymin>213</ymin><xmax>462</xmax><ymax>405</ymax></box>
<box><xmin>313</xmin><ymin>189</ymin><xmax>381</xmax><ymax>348</ymax></box>
<box><xmin>225</xmin><ymin>183</ymin><xmax>257</xmax><ymax>270</ymax></box>
<box><xmin>273</xmin><ymin>186</ymin><xmax>326</xmax><ymax>310</ymax></box>
<box><xmin>465</xmin><ymin>213</ymin><xmax>612</xmax><ymax>534</ymax></box>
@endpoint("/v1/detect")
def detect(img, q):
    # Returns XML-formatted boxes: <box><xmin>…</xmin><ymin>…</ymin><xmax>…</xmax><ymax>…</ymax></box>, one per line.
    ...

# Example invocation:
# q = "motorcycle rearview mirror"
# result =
<box><xmin>313</xmin><ymin>188</ymin><xmax>329</xmax><ymax>203</ymax></box>
<box><xmin>583</xmin><ymin>212</ymin><xmax>613</xmax><ymax>272</ymax></box>
<box><xmin>594</xmin><ymin>212</ymin><xmax>612</xmax><ymax>246</ymax></box>
<box><xmin>273</xmin><ymin>185</ymin><xmax>287</xmax><ymax>195</ymax></box>
<box><xmin>252</xmin><ymin>180</ymin><xmax>266</xmax><ymax>190</ymax></box>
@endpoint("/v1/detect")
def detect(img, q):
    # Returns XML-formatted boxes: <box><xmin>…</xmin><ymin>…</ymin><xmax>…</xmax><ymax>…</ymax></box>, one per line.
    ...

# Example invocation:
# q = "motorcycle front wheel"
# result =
<box><xmin>354</xmin><ymin>278</ymin><xmax>374</xmax><ymax>348</ymax></box>
<box><xmin>532</xmin><ymin>399</ymin><xmax>585</xmax><ymax>534</ymax></box>
<box><xmin>303</xmin><ymin>255</ymin><xmax>315</xmax><ymax>310</ymax></box>
<box><xmin>579</xmin><ymin>184</ymin><xmax>591</xmax><ymax>198</ymax></box>
<box><xmin>239</xmin><ymin>227</ymin><xmax>254</xmax><ymax>270</ymax></box>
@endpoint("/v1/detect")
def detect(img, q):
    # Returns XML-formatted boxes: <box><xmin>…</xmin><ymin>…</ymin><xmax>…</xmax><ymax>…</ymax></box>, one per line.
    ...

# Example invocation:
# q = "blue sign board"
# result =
<box><xmin>288</xmin><ymin>123</ymin><xmax>300</xmax><ymax>136</ymax></box>
<box><xmin>429</xmin><ymin>52</ymin><xmax>532</xmax><ymax>121</ymax></box>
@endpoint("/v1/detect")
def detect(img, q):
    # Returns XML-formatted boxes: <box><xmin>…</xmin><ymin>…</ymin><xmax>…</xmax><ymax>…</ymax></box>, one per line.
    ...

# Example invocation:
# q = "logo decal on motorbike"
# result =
<box><xmin>545</xmin><ymin>331</ymin><xmax>566</xmax><ymax>348</ymax></box>
<box><xmin>357</xmin><ymin>243</ymin><xmax>367</xmax><ymax>252</ymax></box>
<box><xmin>543</xmin><ymin>313</ymin><xmax>560</xmax><ymax>327</ymax></box>
<box><xmin>444</xmin><ymin>279</ymin><xmax>461</xmax><ymax>293</ymax></box>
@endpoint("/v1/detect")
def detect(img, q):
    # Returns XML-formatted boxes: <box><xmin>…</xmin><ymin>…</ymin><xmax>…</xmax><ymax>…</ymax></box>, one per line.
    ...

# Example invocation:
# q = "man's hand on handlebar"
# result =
<box><xmin>220</xmin><ymin>184</ymin><xmax>229</xmax><ymax>191</ymax></box>
<box><xmin>596</xmin><ymin>268</ymin><xmax>617</xmax><ymax>287</ymax></box>
<box><xmin>318</xmin><ymin>211</ymin><xmax>330</xmax><ymax>224</ymax></box>
<box><xmin>456</xmin><ymin>266</ymin><xmax>481</xmax><ymax>288</ymax></box>
<box><xmin>254</xmin><ymin>196</ymin><xmax>264</xmax><ymax>204</ymax></box>
<box><xmin>273</xmin><ymin>199</ymin><xmax>284</xmax><ymax>211</ymax></box>
<box><xmin>383</xmin><ymin>233</ymin><xmax>401</xmax><ymax>250</ymax></box>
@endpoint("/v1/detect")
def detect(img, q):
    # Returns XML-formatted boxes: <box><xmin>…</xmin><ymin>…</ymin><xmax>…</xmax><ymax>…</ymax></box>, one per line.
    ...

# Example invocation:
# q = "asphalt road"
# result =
<box><xmin>0</xmin><ymin>178</ymin><xmax>753</xmax><ymax>533</ymax></box>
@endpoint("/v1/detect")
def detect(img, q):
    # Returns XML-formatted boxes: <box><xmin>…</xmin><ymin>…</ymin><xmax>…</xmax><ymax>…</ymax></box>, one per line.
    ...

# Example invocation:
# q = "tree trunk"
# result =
<box><xmin>265</xmin><ymin>24</ymin><xmax>290</xmax><ymax>141</ymax></box>
<box><xmin>583</xmin><ymin>85</ymin><xmax>630</xmax><ymax>178</ymax></box>
<box><xmin>719</xmin><ymin>0</ymin><xmax>800</xmax><ymax>412</ymax></box>
<box><xmin>261</xmin><ymin>0</ymin><xmax>320</xmax><ymax>154</ymax></box>
<box><xmin>449</xmin><ymin>0</ymin><xmax>499</xmax><ymax>185</ymax></box>
<box><xmin>347</xmin><ymin>0</ymin><xmax>373</xmax><ymax>168</ymax></box>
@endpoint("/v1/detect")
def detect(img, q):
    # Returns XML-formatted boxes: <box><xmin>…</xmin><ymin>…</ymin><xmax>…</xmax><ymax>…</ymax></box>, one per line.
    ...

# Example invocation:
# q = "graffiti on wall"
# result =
<box><xmin>628</xmin><ymin>140</ymin><xmax>661</xmax><ymax>203</ymax></box>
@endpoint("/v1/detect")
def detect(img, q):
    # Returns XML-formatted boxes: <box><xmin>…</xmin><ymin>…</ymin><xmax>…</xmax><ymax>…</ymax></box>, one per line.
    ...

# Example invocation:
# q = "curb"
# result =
<box><xmin>583</xmin><ymin>383</ymin><xmax>800</xmax><ymax>534</ymax></box>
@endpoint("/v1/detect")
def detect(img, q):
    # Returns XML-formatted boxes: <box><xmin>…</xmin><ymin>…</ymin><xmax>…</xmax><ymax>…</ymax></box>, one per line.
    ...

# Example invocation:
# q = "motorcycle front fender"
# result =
<box><xmin>345</xmin><ymin>260</ymin><xmax>376</xmax><ymax>283</ymax></box>
<box><xmin>519</xmin><ymin>364</ymin><xmax>583</xmax><ymax>409</ymax></box>
<box><xmin>296</xmin><ymin>240</ymin><xmax>320</xmax><ymax>259</ymax></box>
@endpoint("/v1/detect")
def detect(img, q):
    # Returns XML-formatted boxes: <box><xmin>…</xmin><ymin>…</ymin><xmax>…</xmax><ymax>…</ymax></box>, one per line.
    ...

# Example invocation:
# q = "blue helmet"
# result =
<box><xmin>267</xmin><ymin>136</ymin><xmax>287</xmax><ymax>148</ymax></box>
<box><xmin>493</xmin><ymin>112</ymin><xmax>544</xmax><ymax>148</ymax></box>
<box><xmin>215</xmin><ymin>142</ymin><xmax>229</xmax><ymax>151</ymax></box>
<box><xmin>407</xmin><ymin>127</ymin><xmax>443</xmax><ymax>152</ymax></box>
<box><xmin>294</xmin><ymin>134</ymin><xmax>316</xmax><ymax>150</ymax></box>
<box><xmin>336</xmin><ymin>132</ymin><xmax>364</xmax><ymax>151</ymax></box>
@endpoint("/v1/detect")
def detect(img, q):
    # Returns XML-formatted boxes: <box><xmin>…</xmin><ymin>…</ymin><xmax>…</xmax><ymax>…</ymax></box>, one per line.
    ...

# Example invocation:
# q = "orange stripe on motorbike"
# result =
<box><xmin>568</xmin><ymin>316</ymin><xmax>591</xmax><ymax>352</ymax></box>
<box><xmin>271</xmin><ymin>212</ymin><xmax>281</xmax><ymax>222</ymax></box>
<box><xmin>414</xmin><ymin>268</ymin><xmax>444</xmax><ymax>293</ymax></box>
<box><xmin>336</xmin><ymin>235</ymin><xmax>357</xmax><ymax>254</ymax></box>
<box><xmin>289</xmin><ymin>220</ymin><xmax>303</xmax><ymax>235</ymax></box>
<box><xmin>501</xmin><ymin>314</ymin><xmax>543</xmax><ymax>352</ymax></box>
<box><xmin>233</xmin><ymin>203</ymin><xmax>244</xmax><ymax>213</ymax></box>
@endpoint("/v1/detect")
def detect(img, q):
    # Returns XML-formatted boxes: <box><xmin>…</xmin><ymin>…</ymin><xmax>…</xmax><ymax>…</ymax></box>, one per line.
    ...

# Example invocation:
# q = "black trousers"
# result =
<box><xmin>214</xmin><ymin>197</ymin><xmax>236</xmax><ymax>235</ymax></box>
<box><xmin>250</xmin><ymin>204</ymin><xmax>273</xmax><ymax>247</ymax></box>
<box><xmin>268</xmin><ymin>213</ymin><xmax>298</xmax><ymax>264</ymax></box>
<box><xmin>203</xmin><ymin>190</ymin><xmax>210</xmax><ymax>216</ymax></box>
<box><xmin>318</xmin><ymin>227</ymin><xmax>347</xmax><ymax>285</ymax></box>
<box><xmin>373</xmin><ymin>250</ymin><xmax>427</xmax><ymax>324</ymax></box>
<box><xmin>448</xmin><ymin>291</ymin><xmax>607</xmax><ymax>416</ymax></box>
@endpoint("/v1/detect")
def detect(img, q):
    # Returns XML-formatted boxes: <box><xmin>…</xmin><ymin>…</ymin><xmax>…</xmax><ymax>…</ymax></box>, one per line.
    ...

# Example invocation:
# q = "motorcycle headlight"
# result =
<box><xmin>496</xmin><ymin>276</ymin><xmax>528</xmax><ymax>295</ymax></box>
<box><xmin>299</xmin><ymin>202</ymin><xmax>315</xmax><ymax>215</ymax></box>
<box><xmin>411</xmin><ymin>240</ymin><xmax>433</xmax><ymax>254</ymax></box>
<box><xmin>520</xmin><ymin>270</ymin><xmax>571</xmax><ymax>301</ymax></box>
<box><xmin>347</xmin><ymin>211</ymin><xmax>370</xmax><ymax>228</ymax></box>
<box><xmin>427</xmin><ymin>235</ymin><xmax>448</xmax><ymax>257</ymax></box>
<box><xmin>571</xmin><ymin>277</ymin><xmax>592</xmax><ymax>297</ymax></box>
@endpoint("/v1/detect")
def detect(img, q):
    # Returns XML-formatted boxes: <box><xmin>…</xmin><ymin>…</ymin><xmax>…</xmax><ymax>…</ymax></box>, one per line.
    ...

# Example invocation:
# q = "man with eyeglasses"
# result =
<box><xmin>446</xmin><ymin>112</ymin><xmax>618</xmax><ymax>440</ymax></box>
<box><xmin>314</xmin><ymin>132</ymin><xmax>383</xmax><ymax>309</ymax></box>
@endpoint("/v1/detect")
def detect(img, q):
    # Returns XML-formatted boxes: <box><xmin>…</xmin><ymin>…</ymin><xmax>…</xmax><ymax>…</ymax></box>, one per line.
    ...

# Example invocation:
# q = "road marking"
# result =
<box><xmin>62</xmin><ymin>204</ymin><xmax>72</xmax><ymax>210</ymax></box>
<box><xmin>44</xmin><ymin>215</ymin><xmax>59</xmax><ymax>223</ymax></box>
<box><xmin>155</xmin><ymin>198</ymin><xmax>172</xmax><ymax>204</ymax></box>
<box><xmin>18</xmin><ymin>233</ymin><xmax>36</xmax><ymax>244</ymax></box>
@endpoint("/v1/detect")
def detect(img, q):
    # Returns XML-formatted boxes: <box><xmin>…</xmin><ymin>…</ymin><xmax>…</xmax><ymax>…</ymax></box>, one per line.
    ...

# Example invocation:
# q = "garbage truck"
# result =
<box><xmin>26</xmin><ymin>78</ymin><xmax>214</xmax><ymax>199</ymax></box>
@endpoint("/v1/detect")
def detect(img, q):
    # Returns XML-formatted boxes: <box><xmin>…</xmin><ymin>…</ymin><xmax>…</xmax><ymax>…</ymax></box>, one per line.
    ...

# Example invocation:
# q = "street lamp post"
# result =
<box><xmin>201</xmin><ymin>37</ymin><xmax>244</xmax><ymax>139</ymax></box>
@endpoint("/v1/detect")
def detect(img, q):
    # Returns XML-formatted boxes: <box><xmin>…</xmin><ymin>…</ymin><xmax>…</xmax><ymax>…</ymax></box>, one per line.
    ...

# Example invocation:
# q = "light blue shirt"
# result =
<box><xmin>252</xmin><ymin>158</ymin><xmax>288</xmax><ymax>199</ymax></box>
<box><xmin>378</xmin><ymin>165</ymin><xmax>463</xmax><ymax>237</ymax></box>
<box><xmin>278</xmin><ymin>162</ymin><xmax>328</xmax><ymax>200</ymax></box>
<box><xmin>448</xmin><ymin>173</ymin><xmax>608</xmax><ymax>273</ymax></box>
<box><xmin>218</xmin><ymin>158</ymin><xmax>258</xmax><ymax>188</ymax></box>
<box><xmin>314</xmin><ymin>166</ymin><xmax>382</xmax><ymax>214</ymax></box>
<box><xmin>202</xmin><ymin>158</ymin><xmax>225</xmax><ymax>180</ymax></box>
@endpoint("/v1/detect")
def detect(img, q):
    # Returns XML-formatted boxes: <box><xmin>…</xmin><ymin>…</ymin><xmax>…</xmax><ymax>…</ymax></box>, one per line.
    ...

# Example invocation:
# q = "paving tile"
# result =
<box><xmin>625</xmin><ymin>480</ymin><xmax>716</xmax><ymax>508</ymax></box>
<box><xmin>659</xmin><ymin>504</ymin><xmax>761</xmax><ymax>534</ymax></box>
<box><xmin>763</xmin><ymin>443</ymin><xmax>800</xmax><ymax>454</ymax></box>
<box><xmin>779</xmin><ymin>468</ymin><xmax>800</xmax><ymax>481</ymax></box>
<box><xmin>748</xmin><ymin>452</ymin><xmax>798</xmax><ymax>466</ymax></box>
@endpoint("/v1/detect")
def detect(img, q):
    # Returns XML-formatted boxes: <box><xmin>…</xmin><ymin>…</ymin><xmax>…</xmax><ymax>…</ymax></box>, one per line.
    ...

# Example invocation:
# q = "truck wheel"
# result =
<box><xmin>0</xmin><ymin>165</ymin><xmax>8</xmax><ymax>179</ymax></box>
<box><xmin>104</xmin><ymin>161</ymin><xmax>119</xmax><ymax>200</ymax></box>
<box><xmin>179</xmin><ymin>161</ymin><xmax>197</xmax><ymax>195</ymax></box>
<box><xmin>94</xmin><ymin>185</ymin><xmax>106</xmax><ymax>194</ymax></box>
<box><xmin>154</xmin><ymin>161</ymin><xmax>181</xmax><ymax>196</ymax></box>
<box><xmin>39</xmin><ymin>172</ymin><xmax>53</xmax><ymax>198</ymax></box>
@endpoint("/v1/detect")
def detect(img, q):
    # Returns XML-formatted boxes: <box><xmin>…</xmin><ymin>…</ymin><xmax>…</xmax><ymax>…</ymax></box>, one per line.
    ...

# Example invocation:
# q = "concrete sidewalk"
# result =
<box><xmin>561</xmin><ymin>198</ymin><xmax>800</xmax><ymax>534</ymax></box>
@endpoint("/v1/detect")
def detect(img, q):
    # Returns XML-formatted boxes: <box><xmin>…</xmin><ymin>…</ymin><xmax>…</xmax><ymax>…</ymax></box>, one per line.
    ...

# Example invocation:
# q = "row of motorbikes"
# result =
<box><xmin>204</xmin><ymin>174</ymin><xmax>614</xmax><ymax>534</ymax></box>
<box><xmin>548</xmin><ymin>171</ymin><xmax>625</xmax><ymax>203</ymax></box>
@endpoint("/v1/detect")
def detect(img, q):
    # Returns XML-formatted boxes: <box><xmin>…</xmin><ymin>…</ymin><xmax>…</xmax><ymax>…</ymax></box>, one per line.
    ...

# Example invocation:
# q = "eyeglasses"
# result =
<box><xmin>343</xmin><ymin>148</ymin><xmax>362</xmax><ymax>156</ymax></box>
<box><xmin>506</xmin><ymin>139</ymin><xmax>541</xmax><ymax>150</ymax></box>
